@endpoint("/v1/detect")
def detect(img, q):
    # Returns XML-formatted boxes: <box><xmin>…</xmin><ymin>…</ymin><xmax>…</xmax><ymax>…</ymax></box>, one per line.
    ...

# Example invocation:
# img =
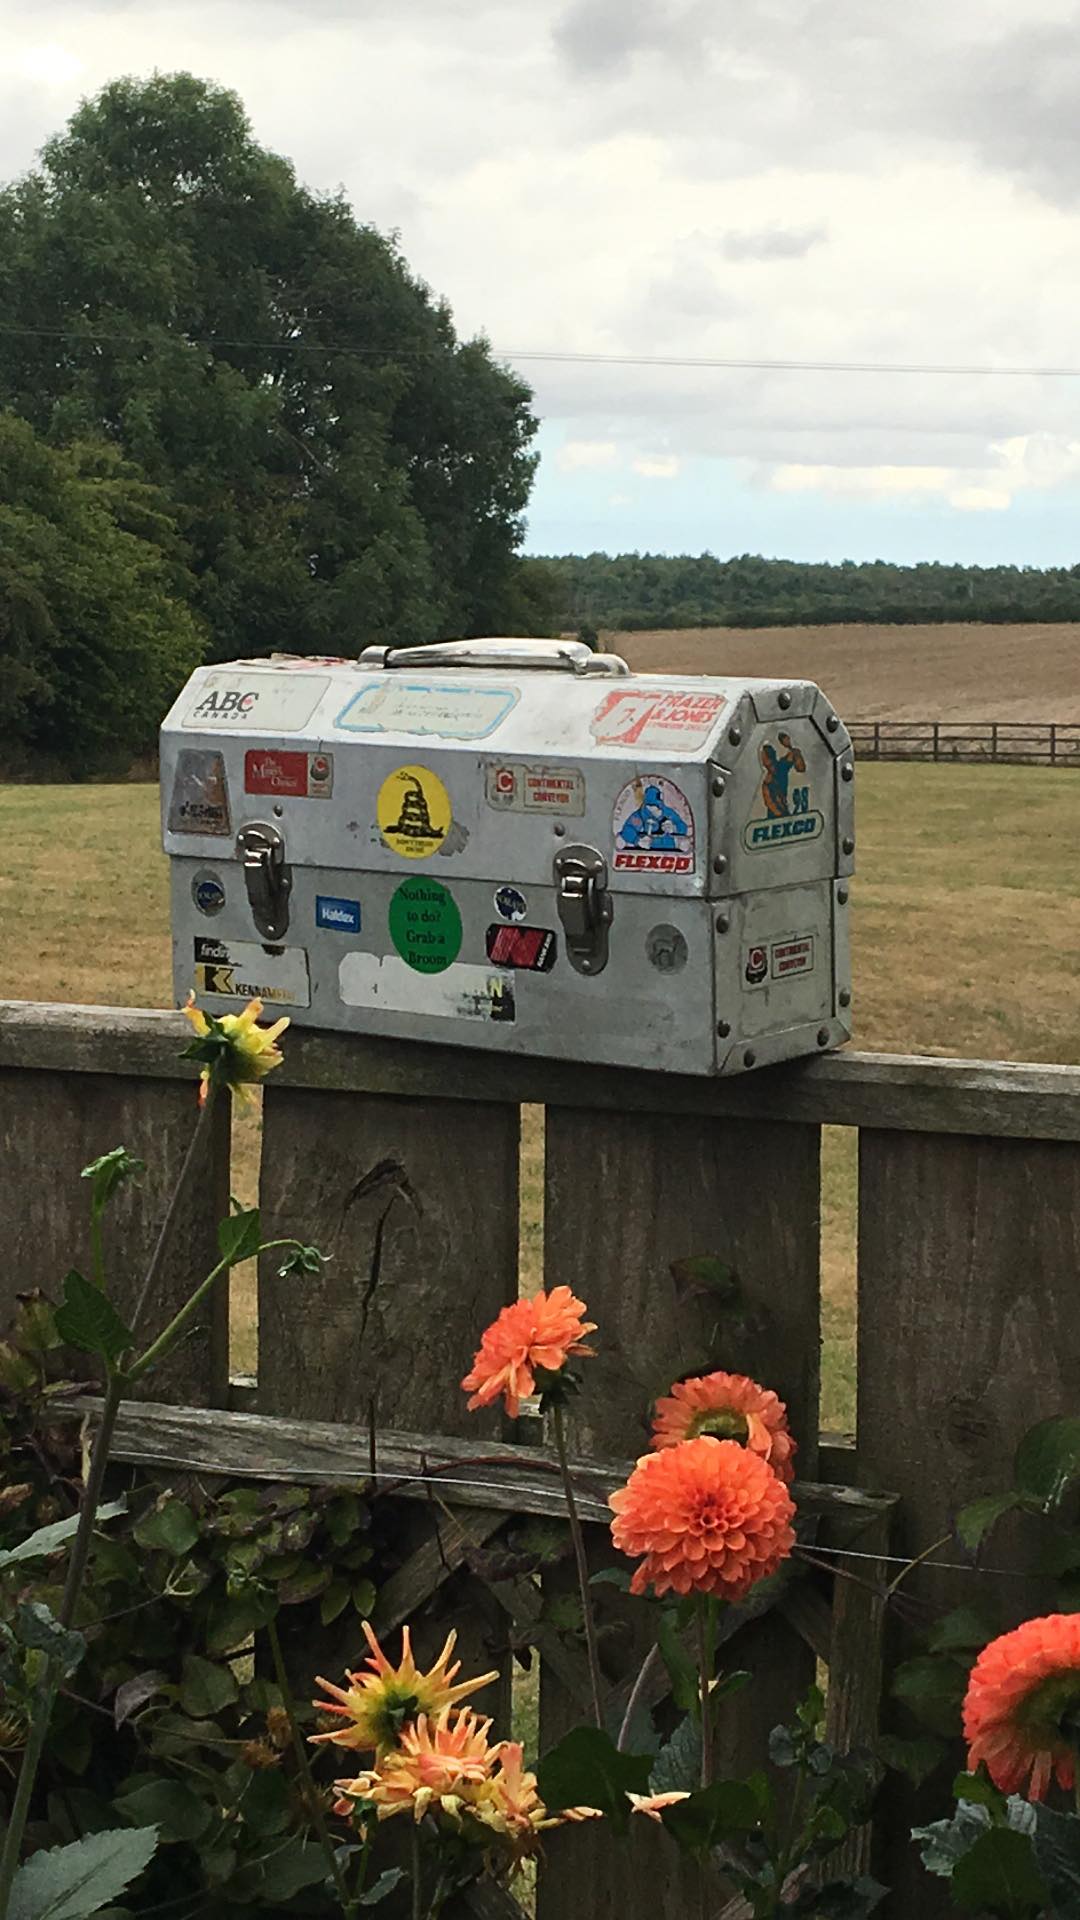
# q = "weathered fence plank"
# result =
<box><xmin>0</xmin><ymin>1067</ymin><xmax>228</xmax><ymax>1405</ymax></box>
<box><xmin>858</xmin><ymin>1127</ymin><xmax>1080</xmax><ymax>1915</ymax></box>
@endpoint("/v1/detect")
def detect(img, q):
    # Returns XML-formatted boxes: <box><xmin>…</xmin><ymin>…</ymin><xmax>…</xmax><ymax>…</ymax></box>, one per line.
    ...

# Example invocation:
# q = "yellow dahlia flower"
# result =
<box><xmin>312</xmin><ymin>1623</ymin><xmax>498</xmax><ymax>1757</ymax></box>
<box><xmin>182</xmin><ymin>993</ymin><xmax>288</xmax><ymax>1106</ymax></box>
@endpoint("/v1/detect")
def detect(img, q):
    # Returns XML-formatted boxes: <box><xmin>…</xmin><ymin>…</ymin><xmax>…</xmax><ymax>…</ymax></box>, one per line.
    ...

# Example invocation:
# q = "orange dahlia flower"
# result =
<box><xmin>467</xmin><ymin>1742</ymin><xmax>601</xmax><ymax>1851</ymax></box>
<box><xmin>461</xmin><ymin>1286</ymin><xmax>597</xmax><ymax>1418</ymax></box>
<box><xmin>334</xmin><ymin>1708</ymin><xmax>499</xmax><ymax>1822</ymax></box>
<box><xmin>651</xmin><ymin>1371</ymin><xmax>796</xmax><ymax>1484</ymax></box>
<box><xmin>964</xmin><ymin>1614</ymin><xmax>1080</xmax><ymax>1800</ymax></box>
<box><xmin>609</xmin><ymin>1434</ymin><xmax>796</xmax><ymax>1600</ymax></box>
<box><xmin>627</xmin><ymin>1790</ymin><xmax>692</xmax><ymax>1822</ymax></box>
<box><xmin>312</xmin><ymin>1622</ymin><xmax>498</xmax><ymax>1756</ymax></box>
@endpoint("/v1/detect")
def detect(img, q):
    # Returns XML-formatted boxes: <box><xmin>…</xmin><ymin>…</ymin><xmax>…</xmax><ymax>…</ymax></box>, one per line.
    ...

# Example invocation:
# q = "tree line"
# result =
<box><xmin>532</xmin><ymin>551</ymin><xmax>1080</xmax><ymax>634</ymax></box>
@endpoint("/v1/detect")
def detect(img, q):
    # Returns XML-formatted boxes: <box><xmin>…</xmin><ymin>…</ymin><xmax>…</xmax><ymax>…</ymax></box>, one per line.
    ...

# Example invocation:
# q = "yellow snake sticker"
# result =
<box><xmin>377</xmin><ymin>764</ymin><xmax>451</xmax><ymax>859</ymax></box>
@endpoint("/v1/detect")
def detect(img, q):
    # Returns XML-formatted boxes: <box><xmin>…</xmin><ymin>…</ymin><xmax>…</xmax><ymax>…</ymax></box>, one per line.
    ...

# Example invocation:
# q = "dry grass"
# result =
<box><xmin>613</xmin><ymin>621</ymin><xmax>1080</xmax><ymax>723</ymax></box>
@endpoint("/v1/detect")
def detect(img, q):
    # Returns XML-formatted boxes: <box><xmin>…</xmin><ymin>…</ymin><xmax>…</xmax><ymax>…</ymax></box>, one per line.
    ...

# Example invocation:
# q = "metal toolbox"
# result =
<box><xmin>160</xmin><ymin>639</ymin><xmax>854</xmax><ymax>1075</ymax></box>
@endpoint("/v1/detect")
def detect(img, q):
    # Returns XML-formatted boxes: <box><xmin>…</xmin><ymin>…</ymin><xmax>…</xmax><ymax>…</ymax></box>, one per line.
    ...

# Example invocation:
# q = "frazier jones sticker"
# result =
<box><xmin>613</xmin><ymin>776</ymin><xmax>695</xmax><ymax>874</ymax></box>
<box><xmin>743</xmin><ymin>734</ymin><xmax>824</xmax><ymax>851</ymax></box>
<box><xmin>591</xmin><ymin>688</ymin><xmax>726</xmax><ymax>751</ymax></box>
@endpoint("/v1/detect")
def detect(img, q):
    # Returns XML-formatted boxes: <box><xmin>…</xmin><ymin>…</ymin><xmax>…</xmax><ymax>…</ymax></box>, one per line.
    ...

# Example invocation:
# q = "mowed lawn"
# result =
<box><xmin>2</xmin><ymin>765</ymin><xmax>1077</xmax><ymax>1430</ymax></box>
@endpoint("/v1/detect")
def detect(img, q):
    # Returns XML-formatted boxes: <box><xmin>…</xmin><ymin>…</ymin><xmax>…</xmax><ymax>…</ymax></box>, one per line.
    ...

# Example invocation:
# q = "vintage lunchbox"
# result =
<box><xmin>160</xmin><ymin>639</ymin><xmax>854</xmax><ymax>1075</ymax></box>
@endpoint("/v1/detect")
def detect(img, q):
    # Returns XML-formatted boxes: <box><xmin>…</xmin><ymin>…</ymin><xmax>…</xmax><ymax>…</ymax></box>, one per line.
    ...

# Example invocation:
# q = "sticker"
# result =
<box><xmin>378</xmin><ymin>765</ymin><xmax>452</xmax><ymax>860</ymax></box>
<box><xmin>192</xmin><ymin>872</ymin><xmax>226</xmax><ymax>916</ymax></box>
<box><xmin>590</xmin><ymin>688</ymin><xmax>727</xmax><ymax>751</ymax></box>
<box><xmin>494</xmin><ymin>885</ymin><xmax>528</xmax><ymax>922</ymax></box>
<box><xmin>743</xmin><ymin>934</ymin><xmax>816</xmax><ymax>990</ymax></box>
<box><xmin>339</xmin><ymin>953</ymin><xmax>515</xmax><ymax>1022</ymax></box>
<box><xmin>645</xmin><ymin>925</ymin><xmax>689</xmax><ymax>974</ymax></box>
<box><xmin>245</xmin><ymin>748</ymin><xmax>334</xmax><ymax>798</ymax></box>
<box><xmin>167</xmin><ymin>749</ymin><xmax>231</xmax><ymax>836</ymax></box>
<box><xmin>336</xmin><ymin>681</ymin><xmax>519</xmax><ymax>740</ymax></box>
<box><xmin>191</xmin><ymin>936</ymin><xmax>310</xmax><ymax>1006</ymax></box>
<box><xmin>316</xmin><ymin>896</ymin><xmax>361</xmax><ymax>934</ymax></box>
<box><xmin>181</xmin><ymin>674</ymin><xmax>329</xmax><ymax>731</ymax></box>
<box><xmin>613</xmin><ymin>776</ymin><xmax>695</xmax><ymax>874</ymax></box>
<box><xmin>743</xmin><ymin>736</ymin><xmax>824</xmax><ymax>851</ymax></box>
<box><xmin>388</xmin><ymin>877</ymin><xmax>462</xmax><ymax>974</ymax></box>
<box><xmin>485</xmin><ymin>763</ymin><xmax>586</xmax><ymax>814</ymax></box>
<box><xmin>485</xmin><ymin>925</ymin><xmax>557</xmax><ymax>972</ymax></box>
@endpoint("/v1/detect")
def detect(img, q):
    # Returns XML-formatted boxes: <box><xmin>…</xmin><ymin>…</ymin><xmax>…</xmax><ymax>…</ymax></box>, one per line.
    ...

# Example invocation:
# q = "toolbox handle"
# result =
<box><xmin>358</xmin><ymin>638</ymin><xmax>630</xmax><ymax>677</ymax></box>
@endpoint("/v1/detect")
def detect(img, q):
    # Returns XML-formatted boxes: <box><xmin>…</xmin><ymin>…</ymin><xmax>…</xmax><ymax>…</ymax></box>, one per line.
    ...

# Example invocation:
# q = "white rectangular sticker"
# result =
<box><xmin>339</xmin><ymin>952</ymin><xmax>515</xmax><ymax>1022</ymax></box>
<box><xmin>182</xmin><ymin>674</ymin><xmax>329</xmax><ymax>731</ymax></box>
<box><xmin>336</xmin><ymin>680</ymin><xmax>519</xmax><ymax>741</ymax></box>
<box><xmin>590</xmin><ymin>688</ymin><xmax>727</xmax><ymax>751</ymax></box>
<box><xmin>192</xmin><ymin>937</ymin><xmax>311</xmax><ymax>1006</ymax></box>
<box><xmin>743</xmin><ymin>934</ymin><xmax>816</xmax><ymax>990</ymax></box>
<box><xmin>485</xmin><ymin>762</ymin><xmax>586</xmax><ymax>814</ymax></box>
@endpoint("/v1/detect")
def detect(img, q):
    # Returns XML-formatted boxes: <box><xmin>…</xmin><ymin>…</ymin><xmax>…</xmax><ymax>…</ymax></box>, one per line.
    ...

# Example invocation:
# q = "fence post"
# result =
<box><xmin>932</xmin><ymin>722</ymin><xmax>939</xmax><ymax>761</ymax></box>
<box><xmin>874</xmin><ymin>721</ymin><xmax>880</xmax><ymax>760</ymax></box>
<box><xmin>991</xmin><ymin>722</ymin><xmax>998</xmax><ymax>763</ymax></box>
<box><xmin>1051</xmin><ymin>723</ymin><xmax>1057</xmax><ymax>766</ymax></box>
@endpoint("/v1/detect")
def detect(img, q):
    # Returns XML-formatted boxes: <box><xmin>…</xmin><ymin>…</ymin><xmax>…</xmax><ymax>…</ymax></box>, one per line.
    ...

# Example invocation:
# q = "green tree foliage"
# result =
<box><xmin>0</xmin><ymin>73</ymin><xmax>540</xmax><ymax>668</ymax></box>
<box><xmin>0</xmin><ymin>414</ymin><xmax>203</xmax><ymax>774</ymax></box>
<box><xmin>534</xmin><ymin>551</ymin><xmax>1080</xmax><ymax>631</ymax></box>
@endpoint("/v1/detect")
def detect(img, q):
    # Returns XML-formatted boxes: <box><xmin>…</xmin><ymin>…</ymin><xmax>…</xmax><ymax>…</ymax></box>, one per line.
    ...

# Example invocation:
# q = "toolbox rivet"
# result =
<box><xmin>712</xmin><ymin>777</ymin><xmax>725</xmax><ymax>797</ymax></box>
<box><xmin>743</xmin><ymin>1048</ymin><xmax>756</xmax><ymax>1068</ymax></box>
<box><xmin>715</xmin><ymin>913</ymin><xmax>730</xmax><ymax>933</ymax></box>
<box><xmin>837</xmin><ymin>885</ymin><xmax>849</xmax><ymax>905</ymax></box>
<box><xmin>713</xmin><ymin>855</ymin><xmax>727</xmax><ymax>875</ymax></box>
<box><xmin>842</xmin><ymin>835</ymin><xmax>855</xmax><ymax>854</ymax></box>
<box><xmin>778</xmin><ymin>689</ymin><xmax>792</xmax><ymax>710</ymax></box>
<box><xmin>841</xmin><ymin>763</ymin><xmax>854</xmax><ymax>782</ymax></box>
<box><xmin>817</xmin><ymin>1027</ymin><xmax>830</xmax><ymax>1046</ymax></box>
<box><xmin>553</xmin><ymin>823</ymin><xmax>566</xmax><ymax>838</ymax></box>
<box><xmin>728</xmin><ymin>726</ymin><xmax>742</xmax><ymax>747</ymax></box>
<box><xmin>273</xmin><ymin>803</ymin><xmax>284</xmax><ymax>817</ymax></box>
<box><xmin>717</xmin><ymin>1020</ymin><xmax>731</xmax><ymax>1038</ymax></box>
<box><xmin>839</xmin><ymin>988</ymin><xmax>852</xmax><ymax>1008</ymax></box>
<box><xmin>826</xmin><ymin>713</ymin><xmax>840</xmax><ymax>732</ymax></box>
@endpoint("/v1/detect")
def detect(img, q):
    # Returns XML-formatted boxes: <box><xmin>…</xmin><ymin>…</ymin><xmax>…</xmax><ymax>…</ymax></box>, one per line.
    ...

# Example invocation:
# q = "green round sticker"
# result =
<box><xmin>388</xmin><ymin>877</ymin><xmax>463</xmax><ymax>975</ymax></box>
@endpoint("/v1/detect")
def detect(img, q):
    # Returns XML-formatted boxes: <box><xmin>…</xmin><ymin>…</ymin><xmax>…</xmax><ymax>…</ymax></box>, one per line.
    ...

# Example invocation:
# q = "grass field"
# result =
<box><xmin>2</xmin><ymin>758</ymin><xmax>1077</xmax><ymax>1433</ymax></box>
<box><xmin>614</xmin><ymin>621</ymin><xmax>1080</xmax><ymax>722</ymax></box>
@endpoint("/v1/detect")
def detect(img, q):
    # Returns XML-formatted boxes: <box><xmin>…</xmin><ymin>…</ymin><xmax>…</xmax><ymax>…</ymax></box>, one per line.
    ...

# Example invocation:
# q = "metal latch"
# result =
<box><xmin>554</xmin><ymin>845</ymin><xmax>613</xmax><ymax>976</ymax></box>
<box><xmin>236</xmin><ymin>823</ymin><xmax>291</xmax><ymax>941</ymax></box>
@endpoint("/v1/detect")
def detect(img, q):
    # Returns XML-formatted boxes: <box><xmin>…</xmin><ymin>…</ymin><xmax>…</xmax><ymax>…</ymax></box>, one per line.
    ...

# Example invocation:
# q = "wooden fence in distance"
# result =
<box><xmin>3</xmin><ymin>1001</ymin><xmax>1080</xmax><ymax>1919</ymax></box>
<box><xmin>848</xmin><ymin>718</ymin><xmax>1080</xmax><ymax>765</ymax></box>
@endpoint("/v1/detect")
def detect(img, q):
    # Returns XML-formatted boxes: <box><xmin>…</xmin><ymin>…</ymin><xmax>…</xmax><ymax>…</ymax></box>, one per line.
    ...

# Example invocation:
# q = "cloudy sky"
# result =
<box><xmin>4</xmin><ymin>0</ymin><xmax>1080</xmax><ymax>564</ymax></box>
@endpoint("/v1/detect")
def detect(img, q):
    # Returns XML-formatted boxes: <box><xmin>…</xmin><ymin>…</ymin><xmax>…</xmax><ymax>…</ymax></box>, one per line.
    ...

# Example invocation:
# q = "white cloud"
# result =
<box><xmin>767</xmin><ymin>434</ymin><xmax>1080</xmax><ymax>509</ymax></box>
<box><xmin>631</xmin><ymin>454</ymin><xmax>681</xmax><ymax>478</ymax></box>
<box><xmin>557</xmin><ymin>439</ymin><xmax>618</xmax><ymax>470</ymax></box>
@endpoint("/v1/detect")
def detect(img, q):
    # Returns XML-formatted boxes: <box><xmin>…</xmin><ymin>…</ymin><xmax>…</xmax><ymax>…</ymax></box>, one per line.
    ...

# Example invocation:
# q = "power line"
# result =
<box><xmin>0</xmin><ymin>319</ymin><xmax>1078</xmax><ymax>379</ymax></box>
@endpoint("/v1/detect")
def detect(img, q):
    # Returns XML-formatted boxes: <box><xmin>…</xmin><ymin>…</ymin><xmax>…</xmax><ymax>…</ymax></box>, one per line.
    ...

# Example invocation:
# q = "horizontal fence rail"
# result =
<box><xmin>848</xmin><ymin>717</ymin><xmax>1080</xmax><ymax>765</ymax></box>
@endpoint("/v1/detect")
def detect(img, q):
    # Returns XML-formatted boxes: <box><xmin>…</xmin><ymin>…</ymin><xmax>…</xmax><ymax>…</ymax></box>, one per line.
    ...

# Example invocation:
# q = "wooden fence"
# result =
<box><xmin>848</xmin><ymin>718</ymin><xmax>1080</xmax><ymax>765</ymax></box>
<box><xmin>3</xmin><ymin>1000</ymin><xmax>1080</xmax><ymax>1918</ymax></box>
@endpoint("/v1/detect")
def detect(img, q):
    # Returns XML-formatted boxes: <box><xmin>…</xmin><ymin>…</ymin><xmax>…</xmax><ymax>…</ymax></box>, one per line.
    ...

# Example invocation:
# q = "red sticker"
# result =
<box><xmin>484</xmin><ymin>925</ymin><xmax>557</xmax><ymax>972</ymax></box>
<box><xmin>245</xmin><ymin>749</ymin><xmax>333</xmax><ymax>797</ymax></box>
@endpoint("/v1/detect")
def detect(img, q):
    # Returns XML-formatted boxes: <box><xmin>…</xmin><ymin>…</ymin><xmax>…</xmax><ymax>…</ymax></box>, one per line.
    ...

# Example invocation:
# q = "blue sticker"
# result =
<box><xmin>192</xmin><ymin>872</ymin><xmax>226</xmax><ymax>915</ymax></box>
<box><xmin>316</xmin><ymin>895</ymin><xmax>361</xmax><ymax>934</ymax></box>
<box><xmin>335</xmin><ymin>680</ymin><xmax>519</xmax><ymax>741</ymax></box>
<box><xmin>494</xmin><ymin>885</ymin><xmax>527</xmax><ymax>922</ymax></box>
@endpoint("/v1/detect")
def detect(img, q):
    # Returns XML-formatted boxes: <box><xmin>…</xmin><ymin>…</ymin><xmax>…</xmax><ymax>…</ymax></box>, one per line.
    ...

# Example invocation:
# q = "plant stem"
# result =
<box><xmin>551</xmin><ymin>1403</ymin><xmax>604</xmax><ymax>1730</ymax></box>
<box><xmin>127</xmin><ymin>1240</ymin><xmax>294</xmax><ymax>1382</ymax></box>
<box><xmin>617</xmin><ymin>1643</ymin><xmax>663</xmax><ymax>1752</ymax></box>
<box><xmin>697</xmin><ymin>1598</ymin><xmax>712</xmax><ymax>1789</ymax></box>
<box><xmin>267</xmin><ymin>1617</ymin><xmax>353</xmax><ymax>1917</ymax></box>
<box><xmin>129</xmin><ymin>1084</ymin><xmax>218</xmax><ymax>1336</ymax></box>
<box><xmin>90</xmin><ymin>1210</ymin><xmax>105</xmax><ymax>1291</ymax></box>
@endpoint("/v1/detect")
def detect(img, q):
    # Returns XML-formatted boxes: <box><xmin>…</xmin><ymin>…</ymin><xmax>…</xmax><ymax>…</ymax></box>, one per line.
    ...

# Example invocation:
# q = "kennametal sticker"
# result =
<box><xmin>191</xmin><ymin>937</ymin><xmax>311</xmax><ymax>1006</ymax></box>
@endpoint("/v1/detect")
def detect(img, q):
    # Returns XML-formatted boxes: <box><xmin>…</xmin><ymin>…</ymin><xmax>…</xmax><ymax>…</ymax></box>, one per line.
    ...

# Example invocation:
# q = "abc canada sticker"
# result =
<box><xmin>377</xmin><ymin>765</ymin><xmax>451</xmax><ymax>860</ymax></box>
<box><xmin>612</xmin><ymin>776</ymin><xmax>694</xmax><ymax>874</ymax></box>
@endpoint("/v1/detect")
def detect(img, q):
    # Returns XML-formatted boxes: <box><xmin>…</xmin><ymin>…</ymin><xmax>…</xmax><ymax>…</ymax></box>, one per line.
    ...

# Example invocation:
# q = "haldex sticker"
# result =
<box><xmin>245</xmin><ymin>749</ymin><xmax>333</xmax><ymax>798</ymax></box>
<box><xmin>613</xmin><ymin>776</ymin><xmax>694</xmax><ymax>874</ymax></box>
<box><xmin>743</xmin><ymin>934</ymin><xmax>816</xmax><ymax>990</ymax></box>
<box><xmin>181</xmin><ymin>673</ymin><xmax>329</xmax><ymax>731</ymax></box>
<box><xmin>378</xmin><ymin>765</ymin><xmax>452</xmax><ymax>860</ymax></box>
<box><xmin>316</xmin><ymin>896</ymin><xmax>361</xmax><ymax>934</ymax></box>
<box><xmin>191</xmin><ymin>936</ymin><xmax>310</xmax><ymax>1006</ymax></box>
<box><xmin>485</xmin><ymin>925</ymin><xmax>557</xmax><ymax>972</ymax></box>
<box><xmin>388</xmin><ymin>877</ymin><xmax>462</xmax><ymax>974</ymax></box>
<box><xmin>485</xmin><ymin>762</ymin><xmax>585</xmax><ymax>814</ymax></box>
<box><xmin>590</xmin><ymin>688</ymin><xmax>727</xmax><ymax>751</ymax></box>
<box><xmin>339</xmin><ymin>953</ymin><xmax>515</xmax><ymax>1023</ymax></box>
<box><xmin>744</xmin><ymin>735</ymin><xmax>824</xmax><ymax>851</ymax></box>
<box><xmin>336</xmin><ymin>680</ymin><xmax>519</xmax><ymax>741</ymax></box>
<box><xmin>167</xmin><ymin>749</ymin><xmax>231</xmax><ymax>836</ymax></box>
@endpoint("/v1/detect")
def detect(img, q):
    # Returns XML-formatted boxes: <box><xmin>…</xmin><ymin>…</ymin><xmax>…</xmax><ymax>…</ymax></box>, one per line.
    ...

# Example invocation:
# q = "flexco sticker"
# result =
<box><xmin>613</xmin><ymin>776</ymin><xmax>694</xmax><ymax>874</ymax></box>
<box><xmin>245</xmin><ymin>749</ymin><xmax>333</xmax><ymax>798</ymax></box>
<box><xmin>485</xmin><ymin>763</ymin><xmax>586</xmax><ymax>814</ymax></box>
<box><xmin>181</xmin><ymin>674</ymin><xmax>329</xmax><ymax>731</ymax></box>
<box><xmin>336</xmin><ymin>680</ymin><xmax>519</xmax><ymax>741</ymax></box>
<box><xmin>645</xmin><ymin>924</ymin><xmax>689</xmax><ymax>974</ymax></box>
<box><xmin>167</xmin><ymin>749</ymin><xmax>231</xmax><ymax>836</ymax></box>
<box><xmin>192</xmin><ymin>936</ymin><xmax>311</xmax><ymax>1005</ymax></box>
<box><xmin>378</xmin><ymin>765</ymin><xmax>451</xmax><ymax>859</ymax></box>
<box><xmin>485</xmin><ymin>925</ymin><xmax>557</xmax><ymax>972</ymax></box>
<box><xmin>744</xmin><ymin>934</ymin><xmax>816</xmax><ymax>990</ymax></box>
<box><xmin>339</xmin><ymin>953</ymin><xmax>515</xmax><ymax>1023</ymax></box>
<box><xmin>316</xmin><ymin>896</ymin><xmax>361</xmax><ymax>934</ymax></box>
<box><xmin>494</xmin><ymin>885</ymin><xmax>527</xmax><ymax>922</ymax></box>
<box><xmin>590</xmin><ymin>688</ymin><xmax>727</xmax><ymax>751</ymax></box>
<box><xmin>191</xmin><ymin>871</ymin><xmax>226</xmax><ymax>916</ymax></box>
<box><xmin>388</xmin><ymin>877</ymin><xmax>462</xmax><ymax>974</ymax></box>
<box><xmin>744</xmin><ymin>735</ymin><xmax>825</xmax><ymax>851</ymax></box>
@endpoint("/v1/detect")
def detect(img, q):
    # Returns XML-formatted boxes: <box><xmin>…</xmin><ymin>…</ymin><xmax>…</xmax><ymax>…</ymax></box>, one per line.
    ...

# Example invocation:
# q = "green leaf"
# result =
<box><xmin>657</xmin><ymin>1608</ymin><xmax>699</xmax><ymax>1715</ymax></box>
<box><xmin>0</xmin><ymin>1499</ymin><xmax>127</xmax><ymax>1570</ymax></box>
<box><xmin>956</xmin><ymin>1491</ymin><xmax>1018</xmax><ymax>1552</ymax></box>
<box><xmin>132</xmin><ymin>1499</ymin><xmax>198</xmax><ymax>1557</ymax></box>
<box><xmin>352</xmin><ymin>1577</ymin><xmax>377</xmax><ymax>1617</ymax></box>
<box><xmin>914</xmin><ymin>1802</ymin><xmax>993</xmax><ymax>1878</ymax></box>
<box><xmin>278</xmin><ymin>1563</ymin><xmax>331</xmax><ymax>1605</ymax></box>
<box><xmin>952</xmin><ymin>1826</ymin><xmax>1048</xmax><ymax>1917</ymax></box>
<box><xmin>1033</xmin><ymin>1803</ymin><xmax>1080</xmax><ymax>1918</ymax></box>
<box><xmin>229</xmin><ymin>1837</ymin><xmax>328</xmax><ymax>1901</ymax></box>
<box><xmin>1015</xmin><ymin>1418</ymin><xmax>1080</xmax><ymax>1514</ymax></box>
<box><xmin>952</xmin><ymin>1770</ymin><xmax>1006</xmax><ymax>1810</ymax></box>
<box><xmin>9</xmin><ymin>1828</ymin><xmax>158</xmax><ymax>1920</ymax></box>
<box><xmin>217</xmin><ymin>1206</ymin><xmax>262</xmax><ymax>1267</ymax></box>
<box><xmin>787</xmin><ymin>1878</ymin><xmax>887</xmax><ymax>1918</ymax></box>
<box><xmin>240</xmin><ymin>1767</ymin><xmax>291</xmax><ymax>1838</ymax></box>
<box><xmin>54</xmin><ymin>1270</ymin><xmax>133</xmax><ymax>1366</ymax></box>
<box><xmin>589</xmin><ymin>1567</ymin><xmax>632</xmax><ymax>1591</ymax></box>
<box><xmin>320</xmin><ymin>1579</ymin><xmax>351</xmax><ymax>1626</ymax></box>
<box><xmin>660</xmin><ymin>1778</ymin><xmax>764</xmax><ymax>1852</ymax></box>
<box><xmin>113</xmin><ymin>1672</ymin><xmax>168</xmax><ymax>1729</ymax></box>
<box><xmin>359</xmin><ymin>1868</ymin><xmax>406</xmax><ymax>1906</ymax></box>
<box><xmin>115</xmin><ymin>1780</ymin><xmax>212</xmax><ymax>1844</ymax></box>
<box><xmin>536</xmin><ymin>1727</ymin><xmax>652</xmax><ymax>1834</ymax></box>
<box><xmin>277</xmin><ymin>1243</ymin><xmax>328</xmax><ymax>1279</ymax></box>
<box><xmin>206</xmin><ymin>1586</ymin><xmax>278</xmax><ymax>1653</ymax></box>
<box><xmin>179</xmin><ymin>1654</ymin><xmax>238</xmax><ymax>1718</ymax></box>
<box><xmin>890</xmin><ymin>1654</ymin><xmax>968</xmax><ymax>1736</ymax></box>
<box><xmin>16</xmin><ymin>1601</ymin><xmax>86</xmax><ymax>1678</ymax></box>
<box><xmin>927</xmin><ymin>1607</ymin><xmax>996</xmax><ymax>1655</ymax></box>
<box><xmin>649</xmin><ymin>1713</ymin><xmax>702</xmax><ymax>1794</ymax></box>
<box><xmin>81</xmin><ymin>1149</ymin><xmax>145</xmax><ymax>1215</ymax></box>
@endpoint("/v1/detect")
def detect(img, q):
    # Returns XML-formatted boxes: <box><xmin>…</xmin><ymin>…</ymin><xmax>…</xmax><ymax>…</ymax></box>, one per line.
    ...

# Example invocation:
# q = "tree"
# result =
<box><xmin>0</xmin><ymin>413</ymin><xmax>204</xmax><ymax>774</ymax></box>
<box><xmin>0</xmin><ymin>74</ymin><xmax>540</xmax><ymax>661</ymax></box>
